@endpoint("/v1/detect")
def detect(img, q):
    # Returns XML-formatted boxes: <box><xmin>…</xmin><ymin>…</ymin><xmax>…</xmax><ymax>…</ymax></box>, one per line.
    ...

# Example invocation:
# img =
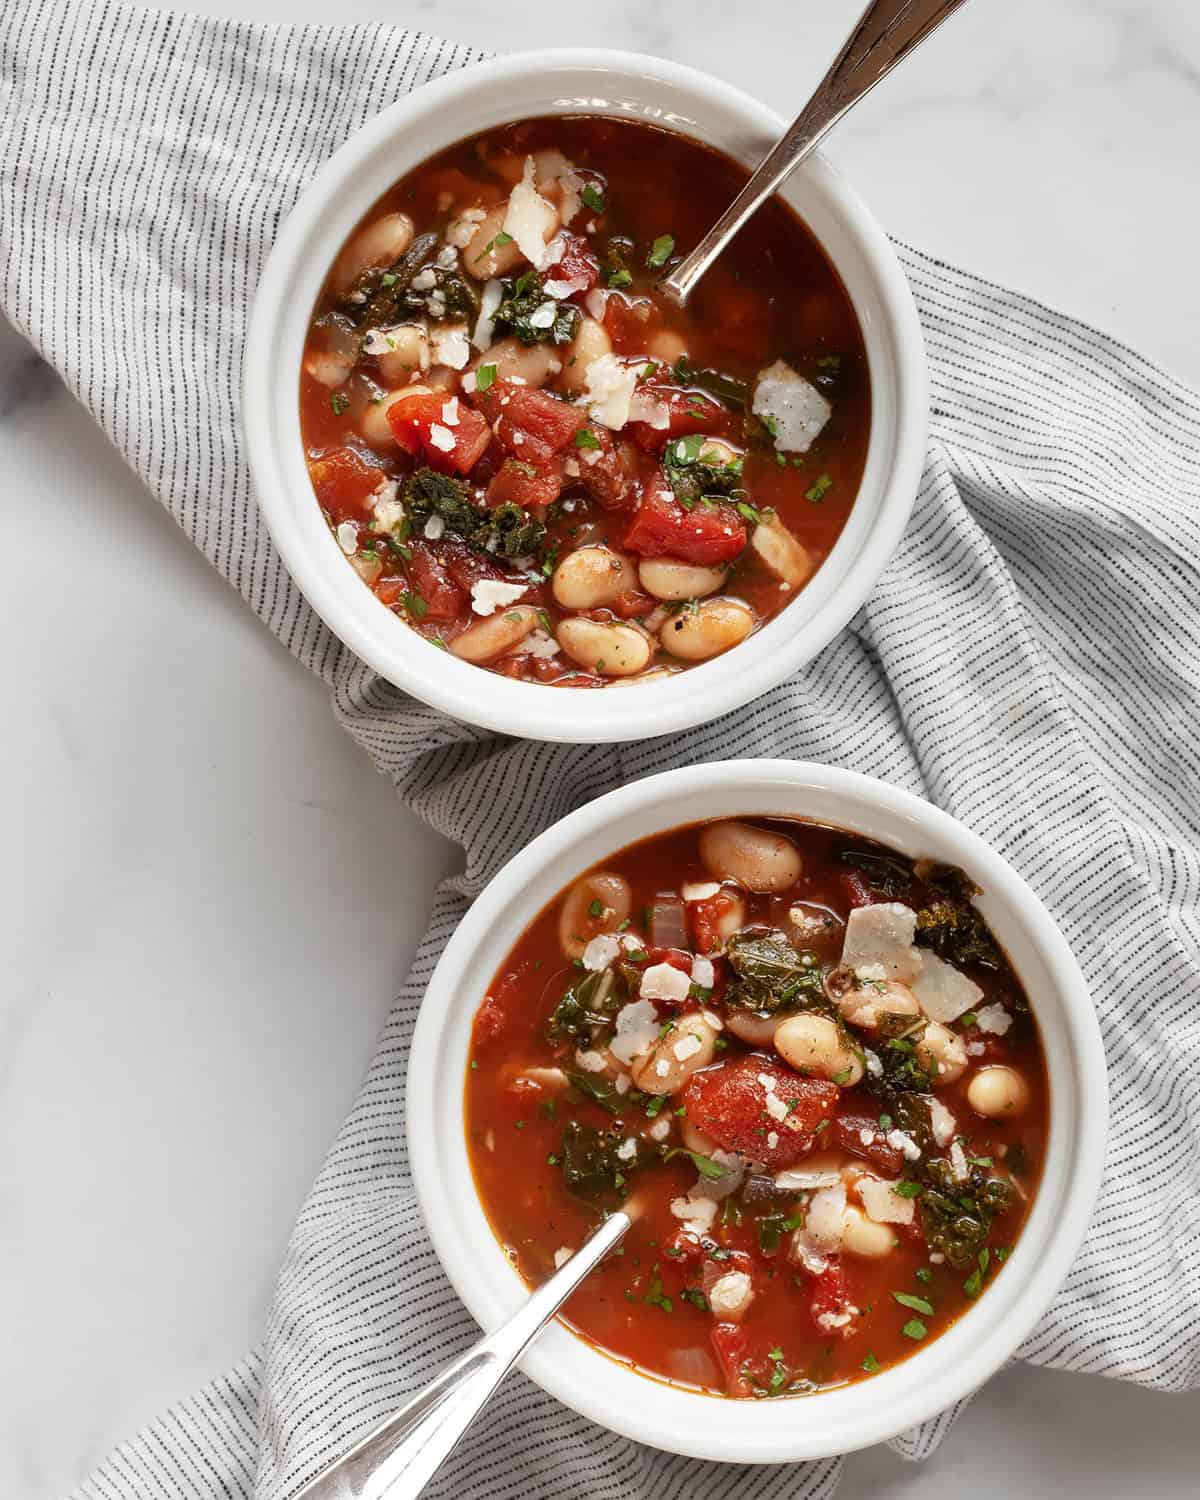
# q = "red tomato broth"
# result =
<box><xmin>300</xmin><ymin>116</ymin><xmax>869</xmax><ymax>683</ymax></box>
<box><xmin>464</xmin><ymin>819</ymin><xmax>1047</xmax><ymax>1399</ymax></box>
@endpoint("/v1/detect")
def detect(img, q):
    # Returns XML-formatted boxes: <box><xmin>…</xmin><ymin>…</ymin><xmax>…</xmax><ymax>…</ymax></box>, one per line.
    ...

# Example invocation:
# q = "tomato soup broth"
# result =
<box><xmin>465</xmin><ymin>819</ymin><xmax>1046</xmax><ymax>1399</ymax></box>
<box><xmin>300</xmin><ymin>117</ymin><xmax>869</xmax><ymax>686</ymax></box>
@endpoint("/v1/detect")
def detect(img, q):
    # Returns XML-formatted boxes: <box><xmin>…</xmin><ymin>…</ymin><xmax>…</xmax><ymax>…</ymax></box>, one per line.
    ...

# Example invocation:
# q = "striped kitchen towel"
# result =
<box><xmin>2</xmin><ymin>2</ymin><xmax>1198</xmax><ymax>1498</ymax></box>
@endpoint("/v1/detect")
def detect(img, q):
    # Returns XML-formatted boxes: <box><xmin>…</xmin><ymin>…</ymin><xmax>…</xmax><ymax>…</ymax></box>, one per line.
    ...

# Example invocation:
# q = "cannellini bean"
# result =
<box><xmin>725</xmin><ymin>1010</ymin><xmax>781</xmax><ymax>1047</ymax></box>
<box><xmin>838</xmin><ymin>979</ymin><xmax>922</xmax><ymax>1032</ymax></box>
<box><xmin>552</xmin><ymin>546</ymin><xmax>636</xmax><ymax>610</ymax></box>
<box><xmin>558</xmin><ymin>872</ymin><xmax>633</xmax><ymax>960</ymax></box>
<box><xmin>647</xmin><ymin>329</ymin><xmax>688</xmax><ymax>365</ymax></box>
<box><xmin>659</xmin><ymin>598</ymin><xmax>754</xmax><ymax>661</ymax></box>
<box><xmin>556</xmin><ymin>618</ymin><xmax>652</xmax><ymax>677</ymax></box>
<box><xmin>842</xmin><ymin>1206</ymin><xmax>897</xmax><ymax>1259</ymax></box>
<box><xmin>752</xmin><ymin>511</ymin><xmax>814</xmax><ymax>589</ymax></box>
<box><xmin>304</xmin><ymin>349</ymin><xmax>355</xmax><ymax>388</ymax></box>
<box><xmin>774</xmin><ymin>1014</ymin><xmax>863</xmax><ymax>1086</ymax></box>
<box><xmin>375</xmin><ymin>325</ymin><xmax>430</xmax><ymax>385</ymax></box>
<box><xmin>449</xmin><ymin>604</ymin><xmax>540</xmax><ymax>665</ymax></box>
<box><xmin>699</xmin><ymin>820</ymin><xmax>802</xmax><ymax>893</ymax></box>
<box><xmin>332</xmin><ymin>212</ymin><xmax>414</xmax><ymax>292</ymax></box>
<box><xmin>359</xmin><ymin>383</ymin><xmax>432</xmax><ymax>450</ymax></box>
<box><xmin>558</xmin><ymin>318</ymin><xmax>613</xmax><ymax>393</ymax></box>
<box><xmin>967</xmin><ymin>1065</ymin><xmax>1030</xmax><ymax>1118</ymax></box>
<box><xmin>464</xmin><ymin>201</ymin><xmax>542</xmax><ymax>280</ymax></box>
<box><xmin>638</xmin><ymin>557</ymin><xmax>727</xmax><ymax>602</ymax></box>
<box><xmin>630</xmin><ymin>1012</ymin><xmax>718</xmax><ymax>1095</ymax></box>
<box><xmin>606</xmin><ymin>667</ymin><xmax>678</xmax><ymax>688</ymax></box>
<box><xmin>916</xmin><ymin>1021</ymin><xmax>969</xmax><ymax>1087</ymax></box>
<box><xmin>475</xmin><ymin>335</ymin><xmax>561</xmax><ymax>388</ymax></box>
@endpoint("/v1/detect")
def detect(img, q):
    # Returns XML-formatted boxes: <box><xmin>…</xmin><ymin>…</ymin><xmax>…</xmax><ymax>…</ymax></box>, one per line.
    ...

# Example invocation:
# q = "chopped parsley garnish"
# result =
<box><xmin>476</xmin><ymin>230</ymin><xmax>513</xmax><ymax>262</ymax></box>
<box><xmin>587</xmin><ymin>898</ymin><xmax>606</xmax><ymax>917</ymax></box>
<box><xmin>574</xmin><ymin>427</ymin><xmax>602</xmax><ymax>449</ymax></box>
<box><xmin>580</xmin><ymin>182</ymin><xmax>606</xmax><ymax>213</ymax></box>
<box><xmin>892</xmin><ymin>1291</ymin><xmax>935</xmax><ymax>1317</ymax></box>
<box><xmin>607</xmin><ymin>267</ymin><xmax>633</xmax><ymax>289</ymax></box>
<box><xmin>680</xmin><ymin>1287</ymin><xmax>709</xmax><ymax>1311</ymax></box>
<box><xmin>646</xmin><ymin>233</ymin><xmax>676</xmax><ymax>269</ymax></box>
<box><xmin>894</xmin><ymin>1180</ymin><xmax>923</xmax><ymax>1199</ymax></box>
<box><xmin>901</xmin><ymin>1318</ymin><xmax>928</xmax><ymax>1340</ymax></box>
<box><xmin>666</xmin><ymin>1148</ymin><xmax>727</xmax><ymax>1180</ymax></box>
<box><xmin>474</xmin><ymin>362</ymin><xmax>497</xmax><ymax>393</ymax></box>
<box><xmin>644</xmin><ymin>1275</ymin><xmax>674</xmax><ymax>1314</ymax></box>
<box><xmin>644</xmin><ymin>1095</ymin><xmax>667</xmax><ymax>1118</ymax></box>
<box><xmin>399</xmin><ymin>591</ymin><xmax>427</xmax><ymax>619</ymax></box>
<box><xmin>805</xmin><ymin>472</ymin><xmax>834</xmax><ymax>503</ymax></box>
<box><xmin>861</xmin><ymin>1353</ymin><xmax>881</xmax><ymax>1374</ymax></box>
<box><xmin>329</xmin><ymin>391</ymin><xmax>350</xmax><ymax>415</ymax></box>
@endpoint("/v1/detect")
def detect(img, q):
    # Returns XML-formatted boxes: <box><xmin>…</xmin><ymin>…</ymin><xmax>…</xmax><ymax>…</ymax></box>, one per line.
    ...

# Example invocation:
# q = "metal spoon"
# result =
<box><xmin>291</xmin><ymin>1209</ymin><xmax>631</xmax><ymax>1500</ymax></box>
<box><xmin>659</xmin><ymin>0</ymin><xmax>968</xmax><ymax>307</ymax></box>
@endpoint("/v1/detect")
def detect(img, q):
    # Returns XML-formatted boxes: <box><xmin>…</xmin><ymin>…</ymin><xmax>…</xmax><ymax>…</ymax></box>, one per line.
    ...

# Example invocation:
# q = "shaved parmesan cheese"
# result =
<box><xmin>445</xmin><ymin>207</ymin><xmax>487</xmax><ymax>249</ymax></box>
<box><xmin>764</xmin><ymin>1092</ymin><xmax>789</xmax><ymax>1122</ymax></box>
<box><xmin>581</xmin><ymin>934</ymin><xmax>621</xmax><ymax>970</ymax></box>
<box><xmin>430</xmin><ymin>322</ymin><xmax>470</xmax><ymax>370</ymax></box>
<box><xmin>774</xmin><ymin>1166</ymin><xmax>843</xmax><ymax>1191</ymax></box>
<box><xmin>708</xmin><ymin>1270</ymin><xmax>753</xmax><ymax>1317</ymax></box>
<box><xmin>929</xmin><ymin>1096</ymin><xmax>958</xmax><ymax>1148</ymax></box>
<box><xmin>503</xmin><ymin>156</ymin><xmax>557</xmax><ymax>271</ymax></box>
<box><xmin>336</xmin><ymin>522</ymin><xmax>357</xmax><ymax>555</ymax></box>
<box><xmin>682</xmin><ymin>881</ymin><xmax>721</xmax><ymax>902</ymax></box>
<box><xmin>949</xmin><ymin>1140</ymin><xmax>970</xmax><ymax>1183</ymax></box>
<box><xmin>553</xmin><ymin>1246</ymin><xmax>573</xmax><ymax>1269</ymax></box>
<box><xmin>472</xmin><ymin>278</ymin><xmax>504</xmax><ymax>351</ymax></box>
<box><xmin>628</xmin><ymin>389</ymin><xmax>671</xmax><ymax>429</ymax></box>
<box><xmin>469</xmin><ymin>579</ymin><xmax>527</xmax><ymax>617</ymax></box>
<box><xmin>610</xmin><ymin>999</ymin><xmax>660</xmax><ymax>1065</ymax></box>
<box><xmin>670</xmin><ymin>1195</ymin><xmax>718</xmax><ymax>1235</ymax></box>
<box><xmin>795</xmin><ymin>1183</ymin><xmax>847</xmax><ymax>1257</ymax></box>
<box><xmin>752</xmin><ymin>359</ymin><xmax>831</xmax><ymax>453</ymax></box>
<box><xmin>691</xmin><ymin>955</ymin><xmax>715</xmax><ymax>989</ymax></box>
<box><xmin>886</xmin><ymin>1129</ymin><xmax>922</xmax><ymax>1162</ymax></box>
<box><xmin>423</xmin><ymin>514</ymin><xmax>445</xmax><ymax>540</ymax></box>
<box><xmin>574</xmin><ymin>1049</ymin><xmax>607</xmax><ymax>1074</ymax></box>
<box><xmin>616</xmin><ymin>1136</ymin><xmax>638</xmax><ymax>1162</ymax></box>
<box><xmin>371</xmin><ymin>480</ymin><xmax>404</xmax><ymax>533</ymax></box>
<box><xmin>581</xmin><ymin>353</ymin><xmax>640</xmax><ymax>430</ymax></box>
<box><xmin>911</xmin><ymin>950</ymin><xmax>984</xmax><ymax>1023</ymax></box>
<box><xmin>514</xmin><ymin>629</ymin><xmax>560</xmax><ymax>661</ymax></box>
<box><xmin>975</xmin><ymin>1002</ymin><xmax>1013</xmax><ymax>1035</ymax></box>
<box><xmin>528</xmin><ymin>300</ymin><xmax>558</xmax><ymax>329</ymax></box>
<box><xmin>857</xmin><ymin>1176</ymin><xmax>916</xmax><ymax>1226</ymax></box>
<box><xmin>841</xmin><ymin>902</ymin><xmax>921</xmax><ymax>981</ymax></box>
<box><xmin>648</xmin><ymin>1115</ymin><xmax>671</xmax><ymax>1142</ymax></box>
<box><xmin>672</xmin><ymin>1033</ymin><xmax>703</xmax><ymax>1062</ymax></box>
<box><xmin>427</xmin><ymin>424</ymin><xmax>455</xmax><ymax>453</ymax></box>
<box><xmin>640</xmin><ymin>962</ymin><xmax>691</xmax><ymax>1003</ymax></box>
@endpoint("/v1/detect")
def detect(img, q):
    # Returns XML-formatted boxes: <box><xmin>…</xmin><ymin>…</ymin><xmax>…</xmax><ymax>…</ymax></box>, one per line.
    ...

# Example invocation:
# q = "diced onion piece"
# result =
<box><xmin>502</xmin><ymin>157</ymin><xmax>558</xmax><ymax>271</ymax></box>
<box><xmin>752</xmin><ymin>511</ymin><xmax>814</xmax><ymax>588</ymax></box>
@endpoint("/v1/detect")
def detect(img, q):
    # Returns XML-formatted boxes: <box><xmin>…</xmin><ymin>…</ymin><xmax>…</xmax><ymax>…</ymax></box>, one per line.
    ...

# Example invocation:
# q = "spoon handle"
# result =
<box><xmin>291</xmin><ymin>1210</ymin><xmax>631</xmax><ymax>1500</ymax></box>
<box><xmin>658</xmin><ymin>0</ymin><xmax>968</xmax><ymax>306</ymax></box>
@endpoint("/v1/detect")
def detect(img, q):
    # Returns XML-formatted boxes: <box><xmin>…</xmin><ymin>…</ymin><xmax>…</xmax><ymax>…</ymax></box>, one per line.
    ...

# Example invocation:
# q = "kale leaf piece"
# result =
<box><xmin>558</xmin><ymin>1121</ymin><xmax>646</xmax><ymax>1202</ymax></box>
<box><xmin>661</xmin><ymin>432</ymin><xmax>746</xmax><ymax>512</ymax></box>
<box><xmin>494</xmin><ymin>270</ymin><xmax>580</xmax><ymax>346</ymax></box>
<box><xmin>671</xmin><ymin>355</ymin><xmax>749</xmax><ymax>410</ymax></box>
<box><xmin>919</xmin><ymin>1156</ymin><xmax>1013</xmax><ymax>1269</ymax></box>
<box><xmin>913</xmin><ymin>864</ymin><xmax>1002</xmax><ymax>971</ymax></box>
<box><xmin>402</xmin><ymin>468</ymin><xmax>547</xmax><ymax>559</ymax></box>
<box><xmin>546</xmin><ymin>969</ymin><xmax>619</xmax><ymax>1044</ymax></box>
<box><xmin>724</xmin><ymin>930</ymin><xmax>828</xmax><ymax>1015</ymax></box>
<box><xmin>337</xmin><ymin>231</ymin><xmax>440</xmax><ymax>329</ymax></box>
<box><xmin>565</xmin><ymin>1070</ymin><xmax>646</xmax><ymax>1116</ymax></box>
<box><xmin>840</xmin><ymin>849</ymin><xmax>914</xmax><ymax>901</ymax></box>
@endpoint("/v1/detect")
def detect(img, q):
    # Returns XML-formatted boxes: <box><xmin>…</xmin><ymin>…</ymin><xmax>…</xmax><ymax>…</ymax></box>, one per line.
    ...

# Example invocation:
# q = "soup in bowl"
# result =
<box><xmin>244</xmin><ymin>51</ymin><xmax>926</xmax><ymax>741</ymax></box>
<box><xmin>408</xmin><ymin>761</ymin><xmax>1107</xmax><ymax>1461</ymax></box>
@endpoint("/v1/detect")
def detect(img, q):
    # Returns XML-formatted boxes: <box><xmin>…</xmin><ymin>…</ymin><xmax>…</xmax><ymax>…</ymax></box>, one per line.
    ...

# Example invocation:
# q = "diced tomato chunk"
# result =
<box><xmin>622</xmin><ymin>472</ymin><xmax>745</xmax><ymax>567</ymax></box>
<box><xmin>710</xmin><ymin>1323</ymin><xmax>752</xmax><ymax>1397</ymax></box>
<box><xmin>307</xmin><ymin>447</ymin><xmax>387</xmax><ymax>521</ymax></box>
<box><xmin>545</xmin><ymin>231</ymin><xmax>599</xmax><ymax>293</ymax></box>
<box><xmin>609</xmin><ymin>588</ymin><xmax>655</xmax><ymax>619</ymax></box>
<box><xmin>404</xmin><ymin>539</ymin><xmax>467</xmax><ymax>623</ymax></box>
<box><xmin>574</xmin><ymin>429</ymin><xmax>637</xmax><ymax>510</ymax></box>
<box><xmin>804</xmin><ymin>1257</ymin><xmax>857</xmax><ymax>1339</ymax></box>
<box><xmin>439</xmin><ymin>538</ymin><xmax>507</xmax><ymax>595</ymax></box>
<box><xmin>387</xmin><ymin>394</ymin><xmax>491</xmax><ymax>475</ymax></box>
<box><xmin>486</xmin><ymin>458</ymin><xmax>564</xmax><ymax>510</ymax></box>
<box><xmin>471</xmin><ymin>993</ymin><xmax>506</xmax><ymax>1043</ymax></box>
<box><xmin>473</xmin><ymin>380</ymin><xmax>587</xmax><ymax>455</ymax></box>
<box><xmin>839</xmin><ymin>870</ymin><xmax>876</xmax><ymax>910</ymax></box>
<box><xmin>682</xmin><ymin>1055</ymin><xmax>838</xmax><ymax>1168</ymax></box>
<box><xmin>689</xmin><ymin>889</ymin><xmax>742</xmax><ymax>956</ymax></box>
<box><xmin>832</xmin><ymin>1115</ymin><xmax>905</xmax><ymax>1175</ymax></box>
<box><xmin>626</xmin><ymin>385</ymin><xmax>738</xmax><ymax>453</ymax></box>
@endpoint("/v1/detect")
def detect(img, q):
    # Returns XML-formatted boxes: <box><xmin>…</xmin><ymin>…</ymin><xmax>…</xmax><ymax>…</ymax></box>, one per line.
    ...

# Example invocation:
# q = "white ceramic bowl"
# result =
<box><xmin>244</xmin><ymin>50</ymin><xmax>927</xmax><ymax>743</ymax></box>
<box><xmin>408</xmin><ymin>761</ymin><xmax>1107</xmax><ymax>1463</ymax></box>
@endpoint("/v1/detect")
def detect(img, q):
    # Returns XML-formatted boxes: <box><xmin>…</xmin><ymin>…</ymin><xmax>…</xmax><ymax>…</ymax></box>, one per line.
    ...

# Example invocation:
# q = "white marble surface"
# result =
<box><xmin>3</xmin><ymin>2</ymin><xmax>1199</xmax><ymax>1497</ymax></box>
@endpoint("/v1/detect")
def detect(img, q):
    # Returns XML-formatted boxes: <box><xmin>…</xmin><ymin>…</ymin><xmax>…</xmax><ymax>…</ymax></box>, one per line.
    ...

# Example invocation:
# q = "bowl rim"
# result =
<box><xmin>407</xmin><ymin>759</ymin><xmax>1109</xmax><ymax>1463</ymax></box>
<box><xmin>242</xmin><ymin>47</ymin><xmax>928</xmax><ymax>743</ymax></box>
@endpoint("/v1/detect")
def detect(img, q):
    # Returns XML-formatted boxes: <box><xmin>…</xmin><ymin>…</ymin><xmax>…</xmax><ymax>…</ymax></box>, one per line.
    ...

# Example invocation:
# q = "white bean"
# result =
<box><xmin>333</xmin><ymin>212</ymin><xmax>414</xmax><ymax>292</ymax></box>
<box><xmin>552</xmin><ymin>547</ymin><xmax>636</xmax><ymax>610</ymax></box>
<box><xmin>638</xmin><ymin>557</ymin><xmax>726</xmax><ymax>602</ymax></box>
<box><xmin>698</xmin><ymin>820</ymin><xmax>802</xmax><ymax>893</ymax></box>
<box><xmin>463</xmin><ymin>203</ymin><xmax>528</xmax><ymax>280</ymax></box>
<box><xmin>376</xmin><ymin>325</ymin><xmax>429</xmax><ymax>386</ymax></box>
<box><xmin>838</xmin><ymin>980</ymin><xmax>921</xmax><ymax>1033</ymax></box>
<box><xmin>916</xmin><ymin>1022</ymin><xmax>969</xmax><ymax>1087</ymax></box>
<box><xmin>556</xmin><ymin>618</ymin><xmax>652</xmax><ymax>677</ymax></box>
<box><xmin>966</xmin><ymin>1065</ymin><xmax>1030</xmax><ymax>1118</ymax></box>
<box><xmin>558</xmin><ymin>872</ymin><xmax>633</xmax><ymax>960</ymax></box>
<box><xmin>659</xmin><ymin>598</ymin><xmax>754</xmax><ymax>661</ymax></box>
<box><xmin>359</xmin><ymin>383</ymin><xmax>432</xmax><ymax>450</ymax></box>
<box><xmin>774</xmin><ymin>1013</ymin><xmax>863</xmax><ymax>1086</ymax></box>
<box><xmin>476</xmin><ymin>335</ymin><xmax>561</xmax><ymax>388</ymax></box>
<box><xmin>606</xmin><ymin>667</ymin><xmax>679</xmax><ymax>688</ymax></box>
<box><xmin>630</xmin><ymin>1012</ymin><xmax>718</xmax><ymax>1095</ymax></box>
<box><xmin>725</xmin><ymin>1011</ymin><xmax>782</xmax><ymax>1047</ymax></box>
<box><xmin>842</xmin><ymin>1206</ymin><xmax>897</xmax><ymax>1259</ymax></box>
<box><xmin>752</xmin><ymin>511</ymin><xmax>814</xmax><ymax>589</ymax></box>
<box><xmin>682</xmin><ymin>1119</ymin><xmax>718</xmax><ymax>1155</ymax></box>
<box><xmin>558</xmin><ymin>318</ymin><xmax>612</xmax><ymax>394</ymax></box>
<box><xmin>349</xmin><ymin>552</ymin><xmax>383</xmax><ymax>585</ymax></box>
<box><xmin>304</xmin><ymin>349</ymin><xmax>355</xmax><ymax>388</ymax></box>
<box><xmin>449</xmin><ymin>605</ymin><xmax>539</xmax><ymax>665</ymax></box>
<box><xmin>647</xmin><ymin>329</ymin><xmax>688</xmax><ymax>365</ymax></box>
